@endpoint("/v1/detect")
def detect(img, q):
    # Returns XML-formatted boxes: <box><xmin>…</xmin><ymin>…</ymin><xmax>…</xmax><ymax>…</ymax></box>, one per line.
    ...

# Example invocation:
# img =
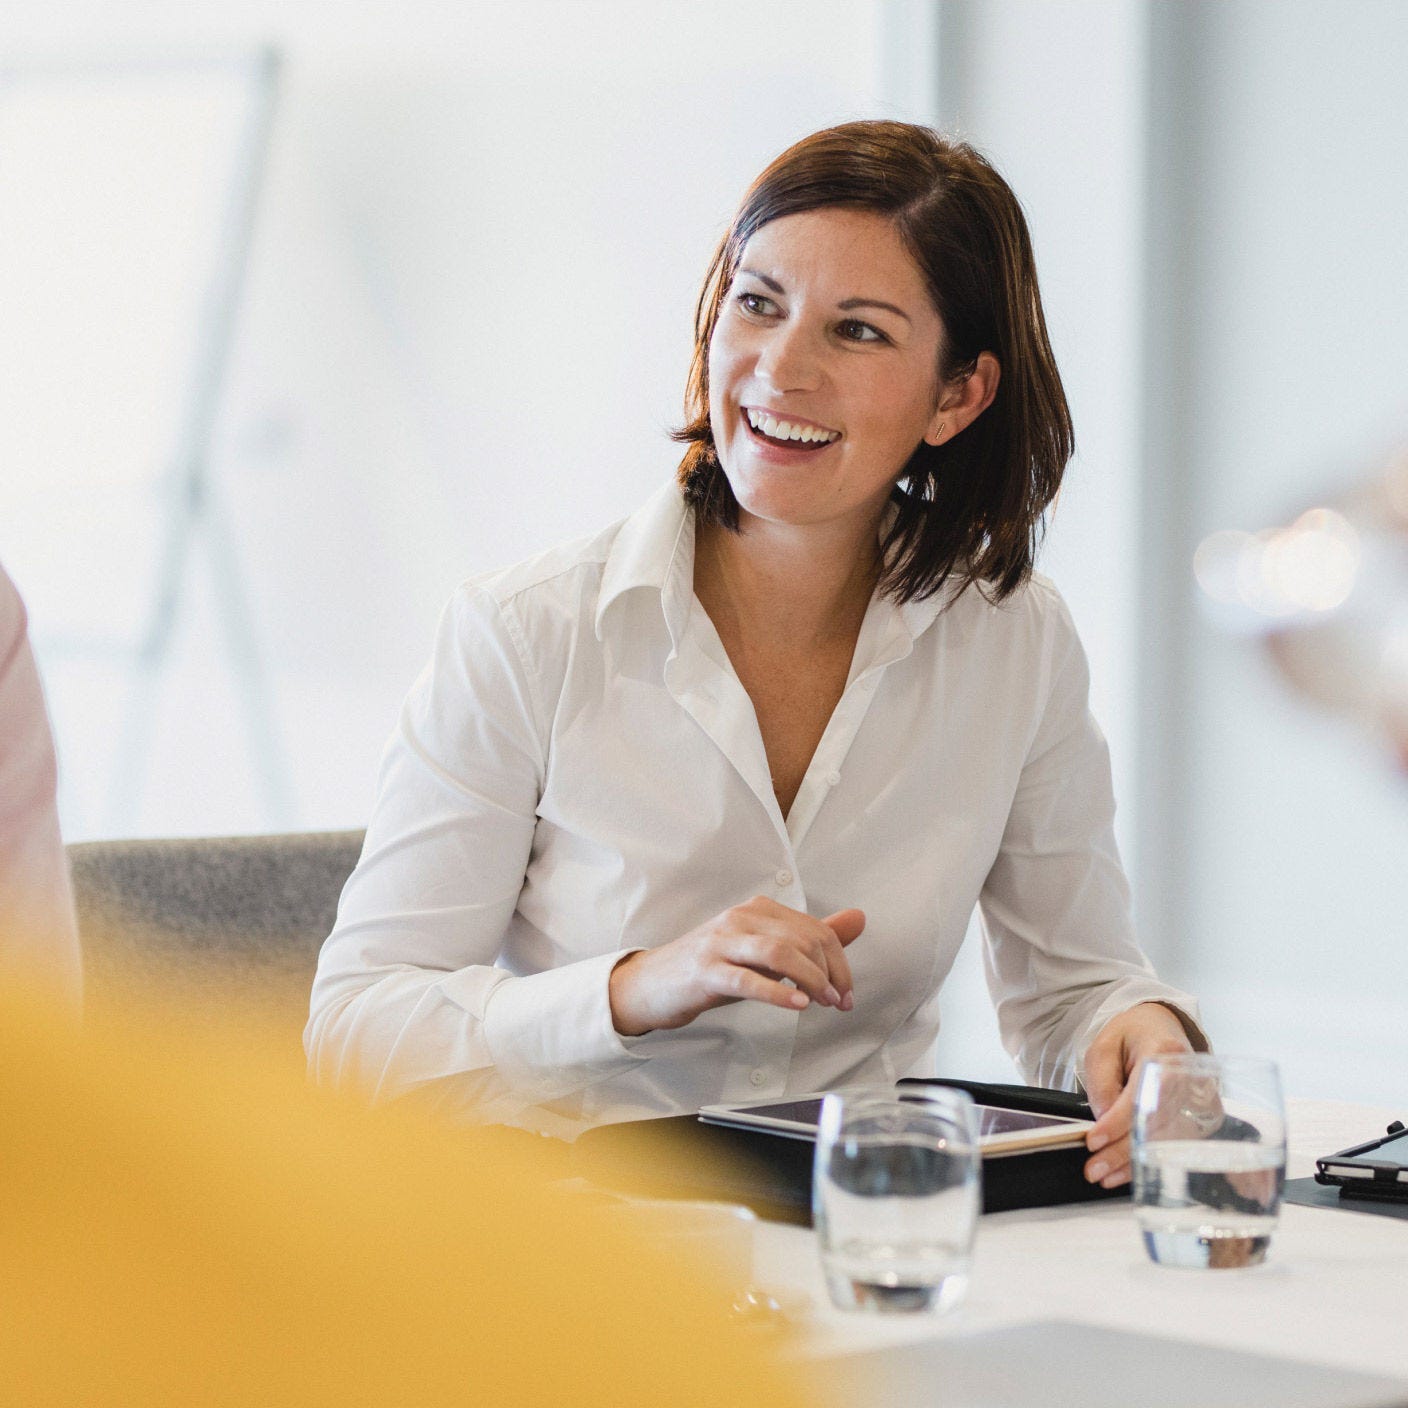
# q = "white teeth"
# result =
<box><xmin>745</xmin><ymin>408</ymin><xmax>838</xmax><ymax>443</ymax></box>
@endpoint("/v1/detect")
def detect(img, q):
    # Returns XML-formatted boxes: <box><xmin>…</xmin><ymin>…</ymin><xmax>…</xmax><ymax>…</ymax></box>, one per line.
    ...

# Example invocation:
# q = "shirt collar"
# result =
<box><xmin>594</xmin><ymin>479</ymin><xmax>961</xmax><ymax>652</ymax></box>
<box><xmin>893</xmin><ymin>577</ymin><xmax>962</xmax><ymax>645</ymax></box>
<box><xmin>594</xmin><ymin>480</ymin><xmax>694</xmax><ymax>643</ymax></box>
<box><xmin>870</xmin><ymin>503</ymin><xmax>964</xmax><ymax>663</ymax></box>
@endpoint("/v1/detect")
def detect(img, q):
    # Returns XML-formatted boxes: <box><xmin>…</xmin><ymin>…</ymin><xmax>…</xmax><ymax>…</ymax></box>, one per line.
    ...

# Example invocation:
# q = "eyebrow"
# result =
<box><xmin>735</xmin><ymin>269</ymin><xmax>913</xmax><ymax>325</ymax></box>
<box><xmin>837</xmin><ymin>296</ymin><xmax>912</xmax><ymax>325</ymax></box>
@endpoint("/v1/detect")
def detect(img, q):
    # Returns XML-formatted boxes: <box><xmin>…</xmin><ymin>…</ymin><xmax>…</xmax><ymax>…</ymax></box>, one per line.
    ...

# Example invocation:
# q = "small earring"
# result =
<box><xmin>929</xmin><ymin>421</ymin><xmax>945</xmax><ymax>446</ymax></box>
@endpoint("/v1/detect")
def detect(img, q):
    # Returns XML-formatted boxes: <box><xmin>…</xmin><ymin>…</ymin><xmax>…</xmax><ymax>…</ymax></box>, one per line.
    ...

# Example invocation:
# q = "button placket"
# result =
<box><xmin>783</xmin><ymin>672</ymin><xmax>883</xmax><ymax>848</ymax></box>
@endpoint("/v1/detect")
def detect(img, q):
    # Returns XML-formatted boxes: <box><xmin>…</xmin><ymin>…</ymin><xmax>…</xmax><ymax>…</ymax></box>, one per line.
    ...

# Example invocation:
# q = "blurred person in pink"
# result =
<box><xmin>0</xmin><ymin>561</ymin><xmax>81</xmax><ymax>1009</ymax></box>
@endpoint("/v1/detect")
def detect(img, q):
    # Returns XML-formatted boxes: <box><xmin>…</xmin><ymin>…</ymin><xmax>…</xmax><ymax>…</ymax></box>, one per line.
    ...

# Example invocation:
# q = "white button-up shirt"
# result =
<box><xmin>306</xmin><ymin>483</ymin><xmax>1201</xmax><ymax>1138</ymax></box>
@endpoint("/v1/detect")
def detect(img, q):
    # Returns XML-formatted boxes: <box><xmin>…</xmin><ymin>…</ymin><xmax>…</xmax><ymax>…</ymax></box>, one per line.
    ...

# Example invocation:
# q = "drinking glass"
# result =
<box><xmin>604</xmin><ymin>1199</ymin><xmax>802</xmax><ymax>1325</ymax></box>
<box><xmin>813</xmin><ymin>1085</ymin><xmax>981</xmax><ymax>1313</ymax></box>
<box><xmin>1132</xmin><ymin>1054</ymin><xmax>1286</xmax><ymax>1269</ymax></box>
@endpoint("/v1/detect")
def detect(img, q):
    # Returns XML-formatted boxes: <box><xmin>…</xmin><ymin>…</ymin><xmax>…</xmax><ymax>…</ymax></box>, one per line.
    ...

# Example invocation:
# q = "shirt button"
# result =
<box><xmin>748</xmin><ymin>1069</ymin><xmax>766</xmax><ymax>1088</ymax></box>
<box><xmin>826</xmin><ymin>770</ymin><xmax>841</xmax><ymax>786</ymax></box>
<box><xmin>775</xmin><ymin>868</ymin><xmax>793</xmax><ymax>887</ymax></box>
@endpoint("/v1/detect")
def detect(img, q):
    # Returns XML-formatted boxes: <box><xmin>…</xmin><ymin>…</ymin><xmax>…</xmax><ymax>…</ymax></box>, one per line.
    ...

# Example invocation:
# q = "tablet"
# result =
<box><xmin>698</xmin><ymin>1092</ymin><xmax>1092</xmax><ymax>1156</ymax></box>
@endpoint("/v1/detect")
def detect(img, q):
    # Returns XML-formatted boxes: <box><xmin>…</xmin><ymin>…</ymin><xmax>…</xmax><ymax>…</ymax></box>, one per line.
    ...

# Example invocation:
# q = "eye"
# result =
<box><xmin>836</xmin><ymin>318</ymin><xmax>887</xmax><ymax>344</ymax></box>
<box><xmin>735</xmin><ymin>290</ymin><xmax>780</xmax><ymax>317</ymax></box>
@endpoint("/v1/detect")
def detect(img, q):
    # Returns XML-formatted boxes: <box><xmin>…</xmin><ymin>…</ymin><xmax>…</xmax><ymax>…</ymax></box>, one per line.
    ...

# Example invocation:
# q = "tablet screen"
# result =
<box><xmin>1361</xmin><ymin>1130</ymin><xmax>1408</xmax><ymax>1161</ymax></box>
<box><xmin>704</xmin><ymin>1097</ymin><xmax>1080</xmax><ymax>1140</ymax></box>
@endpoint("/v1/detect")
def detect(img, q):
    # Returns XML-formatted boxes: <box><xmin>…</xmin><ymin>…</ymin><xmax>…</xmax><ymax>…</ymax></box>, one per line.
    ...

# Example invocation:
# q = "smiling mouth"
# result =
<box><xmin>743</xmin><ymin>406</ymin><xmax>841</xmax><ymax>450</ymax></box>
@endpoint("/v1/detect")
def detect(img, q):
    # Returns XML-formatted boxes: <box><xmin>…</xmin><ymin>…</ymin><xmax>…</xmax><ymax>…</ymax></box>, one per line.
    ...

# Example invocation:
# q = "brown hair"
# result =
<box><xmin>674</xmin><ymin>120</ymin><xmax>1073</xmax><ymax>604</ymax></box>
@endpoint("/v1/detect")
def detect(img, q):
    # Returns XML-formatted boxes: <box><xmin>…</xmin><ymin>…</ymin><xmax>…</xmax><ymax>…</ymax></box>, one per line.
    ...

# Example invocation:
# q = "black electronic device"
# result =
<box><xmin>1314</xmin><ymin>1120</ymin><xmax>1408</xmax><ymax>1202</ymax></box>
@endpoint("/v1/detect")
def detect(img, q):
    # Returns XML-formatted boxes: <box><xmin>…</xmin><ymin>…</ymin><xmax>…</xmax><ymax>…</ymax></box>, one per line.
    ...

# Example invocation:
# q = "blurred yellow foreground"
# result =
<box><xmin>0</xmin><ymin>984</ymin><xmax>802</xmax><ymax>1407</ymax></box>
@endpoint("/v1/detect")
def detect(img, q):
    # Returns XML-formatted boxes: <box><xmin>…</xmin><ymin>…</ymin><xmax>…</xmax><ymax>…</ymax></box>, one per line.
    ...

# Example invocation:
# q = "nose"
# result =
<box><xmin>754</xmin><ymin>318</ymin><xmax>824</xmax><ymax>393</ymax></box>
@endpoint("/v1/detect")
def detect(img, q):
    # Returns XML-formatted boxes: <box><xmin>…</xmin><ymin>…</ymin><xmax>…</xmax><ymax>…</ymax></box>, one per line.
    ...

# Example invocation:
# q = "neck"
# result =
<box><xmin>694</xmin><ymin>506</ymin><xmax>884</xmax><ymax>651</ymax></box>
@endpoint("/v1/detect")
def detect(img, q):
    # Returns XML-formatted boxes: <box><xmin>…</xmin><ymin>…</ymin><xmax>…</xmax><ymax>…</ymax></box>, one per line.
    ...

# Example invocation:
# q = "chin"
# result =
<box><xmin>722</xmin><ymin>475</ymin><xmax>810</xmax><ymax>526</ymax></box>
<box><xmin>719</xmin><ymin>468</ymin><xmax>866</xmax><ymax>535</ymax></box>
<box><xmin>732</xmin><ymin>488</ymin><xmax>857</xmax><ymax>534</ymax></box>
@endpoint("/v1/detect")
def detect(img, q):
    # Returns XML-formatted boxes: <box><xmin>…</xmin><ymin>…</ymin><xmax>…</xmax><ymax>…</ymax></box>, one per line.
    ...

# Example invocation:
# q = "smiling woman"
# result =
<box><xmin>307</xmin><ymin>120</ymin><xmax>1206</xmax><ymax>1192</ymax></box>
<box><xmin>677</xmin><ymin>121</ymin><xmax>1069</xmax><ymax>606</ymax></box>
<box><xmin>704</xmin><ymin>208</ymin><xmax>966</xmax><ymax>537</ymax></box>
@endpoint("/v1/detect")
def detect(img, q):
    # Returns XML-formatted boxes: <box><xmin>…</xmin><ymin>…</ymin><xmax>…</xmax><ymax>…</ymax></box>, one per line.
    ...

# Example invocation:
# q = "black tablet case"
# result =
<box><xmin>572</xmin><ymin>1077</ymin><xmax>1125</xmax><ymax>1225</ymax></box>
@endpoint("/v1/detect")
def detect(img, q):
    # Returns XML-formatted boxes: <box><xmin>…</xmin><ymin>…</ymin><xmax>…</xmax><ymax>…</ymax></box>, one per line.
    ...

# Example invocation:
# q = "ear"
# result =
<box><xmin>923</xmin><ymin>351</ymin><xmax>1001</xmax><ymax>446</ymax></box>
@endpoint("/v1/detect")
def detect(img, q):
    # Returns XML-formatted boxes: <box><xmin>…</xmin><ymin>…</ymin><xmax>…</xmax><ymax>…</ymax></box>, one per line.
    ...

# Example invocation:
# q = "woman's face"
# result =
<box><xmin>706</xmin><ymin>206</ymin><xmax>949</xmax><ymax>536</ymax></box>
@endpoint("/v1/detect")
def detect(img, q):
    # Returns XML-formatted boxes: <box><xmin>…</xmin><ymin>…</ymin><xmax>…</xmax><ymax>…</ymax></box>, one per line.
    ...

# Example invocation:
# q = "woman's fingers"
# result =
<box><xmin>705</xmin><ymin>961</ymin><xmax>812</xmax><ymax>1012</ymax></box>
<box><xmin>1086</xmin><ymin>1078</ymin><xmax>1135</xmax><ymax>1146</ymax></box>
<box><xmin>1081</xmin><ymin>1027</ymin><xmax>1131</xmax><ymax>1124</ymax></box>
<box><xmin>1081</xmin><ymin>1040</ymin><xmax>1131</xmax><ymax>1186</ymax></box>
<box><xmin>727</xmin><ymin>903</ymin><xmax>862</xmax><ymax>1007</ymax></box>
<box><xmin>820</xmin><ymin>908</ymin><xmax>864</xmax><ymax>1004</ymax></box>
<box><xmin>728</xmin><ymin>931</ymin><xmax>838</xmax><ymax>1005</ymax></box>
<box><xmin>1082</xmin><ymin>1002</ymin><xmax>1196</xmax><ymax>1186</ymax></box>
<box><xmin>822</xmin><ymin>908</ymin><xmax>866</xmax><ymax>946</ymax></box>
<box><xmin>608</xmin><ymin>897</ymin><xmax>866</xmax><ymax>1037</ymax></box>
<box><xmin>1085</xmin><ymin>1133</ymin><xmax>1133</xmax><ymax>1189</ymax></box>
<box><xmin>1085</xmin><ymin>1087</ymin><xmax>1136</xmax><ymax>1185</ymax></box>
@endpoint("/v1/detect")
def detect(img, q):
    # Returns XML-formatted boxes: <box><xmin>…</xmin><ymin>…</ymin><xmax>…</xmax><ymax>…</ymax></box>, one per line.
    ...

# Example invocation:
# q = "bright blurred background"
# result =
<box><xmin>2</xmin><ymin>0</ymin><xmax>1405</xmax><ymax>1102</ymax></box>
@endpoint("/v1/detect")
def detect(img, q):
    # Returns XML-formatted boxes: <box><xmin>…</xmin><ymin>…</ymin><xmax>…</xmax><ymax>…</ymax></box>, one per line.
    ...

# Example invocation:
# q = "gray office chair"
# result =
<box><xmin>68</xmin><ymin>829</ymin><xmax>364</xmax><ymax>1032</ymax></box>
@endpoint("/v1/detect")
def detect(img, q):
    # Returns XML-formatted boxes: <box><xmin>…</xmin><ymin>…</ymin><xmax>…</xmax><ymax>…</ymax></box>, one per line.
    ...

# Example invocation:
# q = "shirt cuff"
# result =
<box><xmin>470</xmin><ymin>950</ymin><xmax>652</xmax><ymax>1102</ymax></box>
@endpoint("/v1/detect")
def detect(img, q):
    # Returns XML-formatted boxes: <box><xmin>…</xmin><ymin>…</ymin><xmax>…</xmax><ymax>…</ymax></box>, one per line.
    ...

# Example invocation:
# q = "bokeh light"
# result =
<box><xmin>1195</xmin><ymin>508</ymin><xmax>1359</xmax><ymax>622</ymax></box>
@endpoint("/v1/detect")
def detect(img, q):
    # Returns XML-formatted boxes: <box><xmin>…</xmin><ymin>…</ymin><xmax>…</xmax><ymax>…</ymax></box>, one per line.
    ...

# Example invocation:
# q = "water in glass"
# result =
<box><xmin>1132</xmin><ymin>1054</ymin><xmax>1285</xmax><ymax>1270</ymax></box>
<box><xmin>814</xmin><ymin>1095</ymin><xmax>979</xmax><ymax>1314</ymax></box>
<box><xmin>1133</xmin><ymin>1138</ymin><xmax>1285</xmax><ymax>1268</ymax></box>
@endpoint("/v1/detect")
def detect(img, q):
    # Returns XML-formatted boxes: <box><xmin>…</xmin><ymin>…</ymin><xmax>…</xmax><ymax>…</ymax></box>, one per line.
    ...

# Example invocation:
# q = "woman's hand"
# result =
<box><xmin>608</xmin><ymin>897</ymin><xmax>864</xmax><ymax>1037</ymax></box>
<box><xmin>1081</xmin><ymin>1002</ymin><xmax>1195</xmax><ymax>1188</ymax></box>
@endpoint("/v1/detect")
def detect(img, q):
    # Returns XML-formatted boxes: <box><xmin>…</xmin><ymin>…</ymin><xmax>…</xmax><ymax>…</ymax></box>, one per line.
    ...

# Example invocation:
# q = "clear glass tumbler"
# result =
<box><xmin>1132</xmin><ymin>1054</ymin><xmax>1286</xmax><ymax>1269</ymax></box>
<box><xmin>813</xmin><ymin>1085</ymin><xmax>981</xmax><ymax>1313</ymax></box>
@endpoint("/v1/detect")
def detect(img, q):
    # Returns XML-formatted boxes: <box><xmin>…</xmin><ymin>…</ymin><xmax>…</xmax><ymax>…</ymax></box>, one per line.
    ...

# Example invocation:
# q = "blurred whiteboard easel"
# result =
<box><xmin>0</xmin><ymin>46</ymin><xmax>291</xmax><ymax>834</ymax></box>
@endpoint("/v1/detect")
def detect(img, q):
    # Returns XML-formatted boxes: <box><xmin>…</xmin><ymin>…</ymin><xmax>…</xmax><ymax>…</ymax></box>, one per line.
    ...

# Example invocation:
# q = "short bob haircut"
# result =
<box><xmin>674</xmin><ymin>120</ymin><xmax>1074</xmax><ymax>606</ymax></box>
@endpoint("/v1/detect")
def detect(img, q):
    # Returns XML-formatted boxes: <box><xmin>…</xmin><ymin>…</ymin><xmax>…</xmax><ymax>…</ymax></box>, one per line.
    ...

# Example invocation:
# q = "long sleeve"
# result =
<box><xmin>0</xmin><ymin>567</ymin><xmax>82</xmax><ymax>1012</ymax></box>
<box><xmin>977</xmin><ymin>592</ymin><xmax>1204</xmax><ymax>1092</ymax></box>
<box><xmin>304</xmin><ymin>583</ymin><xmax>646</xmax><ymax>1125</ymax></box>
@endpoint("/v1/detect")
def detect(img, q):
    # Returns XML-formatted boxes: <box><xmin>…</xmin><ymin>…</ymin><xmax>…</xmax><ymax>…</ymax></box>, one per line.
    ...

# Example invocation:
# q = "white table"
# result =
<box><xmin>750</xmin><ymin>1100</ymin><xmax>1408</xmax><ymax>1383</ymax></box>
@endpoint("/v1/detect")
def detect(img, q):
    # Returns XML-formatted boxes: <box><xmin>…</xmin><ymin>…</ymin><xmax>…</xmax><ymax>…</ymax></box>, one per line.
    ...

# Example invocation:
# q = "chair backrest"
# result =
<box><xmin>68</xmin><ymin>830</ymin><xmax>364</xmax><ymax>1032</ymax></box>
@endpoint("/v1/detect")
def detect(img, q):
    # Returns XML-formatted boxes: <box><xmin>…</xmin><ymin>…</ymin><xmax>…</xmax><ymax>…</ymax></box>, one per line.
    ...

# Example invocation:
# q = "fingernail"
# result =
<box><xmin>1101</xmin><ymin>1169</ymin><xmax>1130</xmax><ymax>1190</ymax></box>
<box><xmin>1087</xmin><ymin>1131</ymin><xmax>1109</xmax><ymax>1153</ymax></box>
<box><xmin>840</xmin><ymin>991</ymin><xmax>854</xmax><ymax>1011</ymax></box>
<box><xmin>824</xmin><ymin>985</ymin><xmax>841</xmax><ymax>1007</ymax></box>
<box><xmin>1086</xmin><ymin>1160</ymin><xmax>1109</xmax><ymax>1184</ymax></box>
<box><xmin>790</xmin><ymin>991</ymin><xmax>809</xmax><ymax>1008</ymax></box>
